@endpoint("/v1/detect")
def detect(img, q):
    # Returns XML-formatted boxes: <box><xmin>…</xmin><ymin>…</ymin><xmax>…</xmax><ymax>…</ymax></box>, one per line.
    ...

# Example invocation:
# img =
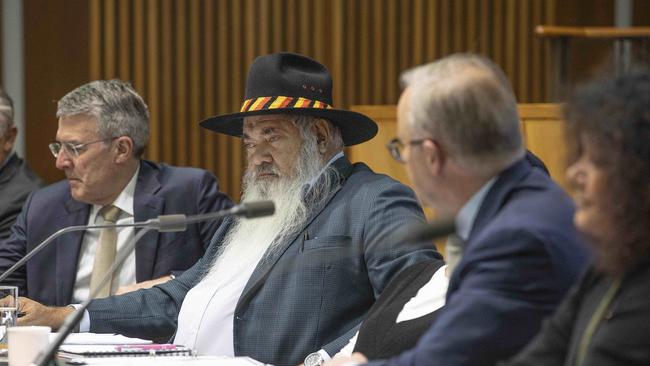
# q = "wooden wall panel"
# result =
<box><xmin>0</xmin><ymin>3</ymin><xmax>4</xmax><ymax>82</ymax></box>
<box><xmin>347</xmin><ymin>103</ymin><xmax>567</xmax><ymax>199</ymax></box>
<box><xmin>82</xmin><ymin>0</ymin><xmax>557</xmax><ymax>200</ymax></box>
<box><xmin>23</xmin><ymin>0</ymin><xmax>90</xmax><ymax>183</ymax></box>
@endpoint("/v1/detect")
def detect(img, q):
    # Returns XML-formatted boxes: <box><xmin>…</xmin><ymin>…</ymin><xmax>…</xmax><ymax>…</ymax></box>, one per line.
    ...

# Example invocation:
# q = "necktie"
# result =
<box><xmin>89</xmin><ymin>205</ymin><xmax>122</xmax><ymax>299</ymax></box>
<box><xmin>445</xmin><ymin>234</ymin><xmax>464</xmax><ymax>276</ymax></box>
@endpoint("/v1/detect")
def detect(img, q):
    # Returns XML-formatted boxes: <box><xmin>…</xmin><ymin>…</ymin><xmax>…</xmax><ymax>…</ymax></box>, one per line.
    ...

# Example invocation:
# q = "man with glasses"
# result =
<box><xmin>328</xmin><ymin>54</ymin><xmax>589</xmax><ymax>366</ymax></box>
<box><xmin>0</xmin><ymin>87</ymin><xmax>43</xmax><ymax>240</ymax></box>
<box><xmin>0</xmin><ymin>79</ymin><xmax>232</xmax><ymax>306</ymax></box>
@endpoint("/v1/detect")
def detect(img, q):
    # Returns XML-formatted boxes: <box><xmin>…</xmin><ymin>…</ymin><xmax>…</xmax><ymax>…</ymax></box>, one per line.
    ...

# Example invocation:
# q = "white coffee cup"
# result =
<box><xmin>8</xmin><ymin>326</ymin><xmax>51</xmax><ymax>366</ymax></box>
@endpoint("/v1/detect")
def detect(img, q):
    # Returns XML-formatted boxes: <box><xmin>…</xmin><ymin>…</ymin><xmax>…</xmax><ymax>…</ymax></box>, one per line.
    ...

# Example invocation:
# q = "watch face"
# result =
<box><xmin>305</xmin><ymin>353</ymin><xmax>323</xmax><ymax>366</ymax></box>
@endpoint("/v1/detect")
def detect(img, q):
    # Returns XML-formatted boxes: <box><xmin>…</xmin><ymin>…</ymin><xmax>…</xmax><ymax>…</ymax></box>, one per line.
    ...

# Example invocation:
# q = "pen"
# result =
<box><xmin>300</xmin><ymin>231</ymin><xmax>309</xmax><ymax>252</ymax></box>
<box><xmin>116</xmin><ymin>344</ymin><xmax>179</xmax><ymax>352</ymax></box>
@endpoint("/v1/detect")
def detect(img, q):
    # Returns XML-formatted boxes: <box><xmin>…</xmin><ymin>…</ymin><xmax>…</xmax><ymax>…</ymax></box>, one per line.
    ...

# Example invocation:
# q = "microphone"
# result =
<box><xmin>394</xmin><ymin>217</ymin><xmax>456</xmax><ymax>243</ymax></box>
<box><xmin>0</xmin><ymin>201</ymin><xmax>275</xmax><ymax>284</ymax></box>
<box><xmin>156</xmin><ymin>200</ymin><xmax>276</xmax><ymax>231</ymax></box>
<box><xmin>32</xmin><ymin>200</ymin><xmax>275</xmax><ymax>366</ymax></box>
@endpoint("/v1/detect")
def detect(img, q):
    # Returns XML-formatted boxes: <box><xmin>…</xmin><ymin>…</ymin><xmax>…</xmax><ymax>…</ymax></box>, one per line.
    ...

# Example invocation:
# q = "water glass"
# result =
<box><xmin>0</xmin><ymin>286</ymin><xmax>18</xmax><ymax>345</ymax></box>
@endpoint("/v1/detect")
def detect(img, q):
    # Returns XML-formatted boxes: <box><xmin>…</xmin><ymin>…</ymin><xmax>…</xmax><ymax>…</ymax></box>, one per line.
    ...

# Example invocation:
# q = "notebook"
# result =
<box><xmin>58</xmin><ymin>344</ymin><xmax>193</xmax><ymax>359</ymax></box>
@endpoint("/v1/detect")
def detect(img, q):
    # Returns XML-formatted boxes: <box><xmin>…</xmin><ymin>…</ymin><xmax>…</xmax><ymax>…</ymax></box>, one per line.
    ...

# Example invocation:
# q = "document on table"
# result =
<box><xmin>62</xmin><ymin>355</ymin><xmax>265</xmax><ymax>366</ymax></box>
<box><xmin>53</xmin><ymin>332</ymin><xmax>153</xmax><ymax>345</ymax></box>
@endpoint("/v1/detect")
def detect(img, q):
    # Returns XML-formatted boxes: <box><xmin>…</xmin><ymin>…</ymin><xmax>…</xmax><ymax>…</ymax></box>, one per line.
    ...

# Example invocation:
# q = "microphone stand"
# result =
<box><xmin>0</xmin><ymin>201</ymin><xmax>272</xmax><ymax>283</ymax></box>
<box><xmin>32</xmin><ymin>226</ymin><xmax>158</xmax><ymax>366</ymax></box>
<box><xmin>28</xmin><ymin>201</ymin><xmax>275</xmax><ymax>366</ymax></box>
<box><xmin>0</xmin><ymin>220</ymin><xmax>168</xmax><ymax>284</ymax></box>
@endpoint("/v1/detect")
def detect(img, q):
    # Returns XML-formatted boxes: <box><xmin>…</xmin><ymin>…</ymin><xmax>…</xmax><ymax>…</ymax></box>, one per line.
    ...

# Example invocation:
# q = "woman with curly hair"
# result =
<box><xmin>505</xmin><ymin>69</ymin><xmax>650</xmax><ymax>365</ymax></box>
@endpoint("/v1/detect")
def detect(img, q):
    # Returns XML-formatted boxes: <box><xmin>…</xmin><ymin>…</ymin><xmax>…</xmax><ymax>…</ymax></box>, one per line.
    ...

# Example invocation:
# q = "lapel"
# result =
<box><xmin>447</xmin><ymin>158</ymin><xmax>532</xmax><ymax>292</ymax></box>
<box><xmin>236</xmin><ymin>156</ymin><xmax>354</xmax><ymax>308</ymax></box>
<box><xmin>56</xmin><ymin>194</ymin><xmax>91</xmax><ymax>304</ymax></box>
<box><xmin>132</xmin><ymin>161</ymin><xmax>164</xmax><ymax>281</ymax></box>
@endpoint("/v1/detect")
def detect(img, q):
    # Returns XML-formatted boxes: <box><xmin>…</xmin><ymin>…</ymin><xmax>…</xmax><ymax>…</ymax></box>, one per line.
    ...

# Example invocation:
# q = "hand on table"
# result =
<box><xmin>7</xmin><ymin>296</ymin><xmax>73</xmax><ymax>330</ymax></box>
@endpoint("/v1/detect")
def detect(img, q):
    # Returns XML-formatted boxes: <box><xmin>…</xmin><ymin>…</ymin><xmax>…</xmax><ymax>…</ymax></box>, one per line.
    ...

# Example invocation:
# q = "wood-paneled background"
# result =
<box><xmin>21</xmin><ymin>0</ymin><xmax>646</xmax><ymax>200</ymax></box>
<box><xmin>90</xmin><ymin>0</ymin><xmax>558</xmax><ymax>200</ymax></box>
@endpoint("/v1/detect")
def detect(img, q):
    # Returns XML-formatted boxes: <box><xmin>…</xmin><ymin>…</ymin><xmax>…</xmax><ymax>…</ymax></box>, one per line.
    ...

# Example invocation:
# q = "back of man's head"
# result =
<box><xmin>0</xmin><ymin>87</ymin><xmax>14</xmax><ymax>137</ymax></box>
<box><xmin>401</xmin><ymin>53</ymin><xmax>524</xmax><ymax>175</ymax></box>
<box><xmin>57</xmin><ymin>79</ymin><xmax>150</xmax><ymax>157</ymax></box>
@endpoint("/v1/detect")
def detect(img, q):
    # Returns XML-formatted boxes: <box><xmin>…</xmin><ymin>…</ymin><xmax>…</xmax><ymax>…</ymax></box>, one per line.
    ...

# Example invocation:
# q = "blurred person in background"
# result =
<box><xmin>505</xmin><ymin>69</ymin><xmax>650</xmax><ymax>366</ymax></box>
<box><xmin>0</xmin><ymin>87</ymin><xmax>43</xmax><ymax>240</ymax></box>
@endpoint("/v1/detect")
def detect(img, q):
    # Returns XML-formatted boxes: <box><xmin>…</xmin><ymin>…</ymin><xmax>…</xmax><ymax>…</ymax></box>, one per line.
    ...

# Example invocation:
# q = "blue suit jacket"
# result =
<box><xmin>86</xmin><ymin>157</ymin><xmax>442</xmax><ymax>366</ymax></box>
<box><xmin>0</xmin><ymin>160</ymin><xmax>232</xmax><ymax>306</ymax></box>
<box><xmin>368</xmin><ymin>157</ymin><xmax>590</xmax><ymax>366</ymax></box>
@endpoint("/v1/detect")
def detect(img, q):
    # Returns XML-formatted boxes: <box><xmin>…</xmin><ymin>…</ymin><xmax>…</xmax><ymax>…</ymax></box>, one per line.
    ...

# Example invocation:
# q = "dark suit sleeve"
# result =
<box><xmin>363</xmin><ymin>180</ymin><xmax>443</xmax><ymax>297</ymax></box>
<box><xmin>87</xmin><ymin>245</ymin><xmax>211</xmax><ymax>342</ymax></box>
<box><xmin>194</xmin><ymin>170</ymin><xmax>233</xmax><ymax>251</ymax></box>
<box><xmin>0</xmin><ymin>193</ymin><xmax>32</xmax><ymax>292</ymax></box>
<box><xmin>368</xmin><ymin>229</ymin><xmax>566</xmax><ymax>366</ymax></box>
<box><xmin>322</xmin><ymin>179</ymin><xmax>443</xmax><ymax>356</ymax></box>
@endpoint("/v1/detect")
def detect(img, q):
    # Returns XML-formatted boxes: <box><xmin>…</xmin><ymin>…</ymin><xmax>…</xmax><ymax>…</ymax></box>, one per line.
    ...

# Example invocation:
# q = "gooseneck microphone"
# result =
<box><xmin>386</xmin><ymin>217</ymin><xmax>457</xmax><ymax>246</ymax></box>
<box><xmin>0</xmin><ymin>201</ymin><xmax>275</xmax><ymax>284</ymax></box>
<box><xmin>398</xmin><ymin>218</ymin><xmax>457</xmax><ymax>242</ymax></box>
<box><xmin>32</xmin><ymin>200</ymin><xmax>275</xmax><ymax>366</ymax></box>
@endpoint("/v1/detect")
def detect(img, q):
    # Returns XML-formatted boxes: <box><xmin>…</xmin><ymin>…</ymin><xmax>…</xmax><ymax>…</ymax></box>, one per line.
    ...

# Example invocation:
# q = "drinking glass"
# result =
<box><xmin>0</xmin><ymin>286</ymin><xmax>18</xmax><ymax>345</ymax></box>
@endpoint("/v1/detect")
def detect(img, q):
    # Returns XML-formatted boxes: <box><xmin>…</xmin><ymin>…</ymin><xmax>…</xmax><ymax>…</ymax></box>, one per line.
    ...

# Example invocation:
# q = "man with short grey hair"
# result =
<box><xmin>0</xmin><ymin>79</ymin><xmax>232</xmax><ymax>306</ymax></box>
<box><xmin>329</xmin><ymin>54</ymin><xmax>588</xmax><ymax>366</ymax></box>
<box><xmin>0</xmin><ymin>87</ymin><xmax>43</xmax><ymax>239</ymax></box>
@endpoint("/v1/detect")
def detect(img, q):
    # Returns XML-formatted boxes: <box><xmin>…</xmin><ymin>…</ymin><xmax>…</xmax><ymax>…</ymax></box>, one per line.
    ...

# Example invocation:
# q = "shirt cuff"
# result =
<box><xmin>70</xmin><ymin>304</ymin><xmax>91</xmax><ymax>332</ymax></box>
<box><xmin>318</xmin><ymin>349</ymin><xmax>332</xmax><ymax>362</ymax></box>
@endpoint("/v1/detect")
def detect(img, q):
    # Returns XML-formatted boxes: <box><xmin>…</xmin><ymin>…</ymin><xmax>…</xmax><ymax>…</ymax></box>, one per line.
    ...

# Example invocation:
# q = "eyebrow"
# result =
<box><xmin>242</xmin><ymin>125</ymin><xmax>285</xmax><ymax>139</ymax></box>
<box><xmin>55</xmin><ymin>139</ymin><xmax>82</xmax><ymax>145</ymax></box>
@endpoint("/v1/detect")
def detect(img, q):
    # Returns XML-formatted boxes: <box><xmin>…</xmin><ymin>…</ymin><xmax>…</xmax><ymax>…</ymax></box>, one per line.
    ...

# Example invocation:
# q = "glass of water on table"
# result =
<box><xmin>0</xmin><ymin>286</ymin><xmax>18</xmax><ymax>345</ymax></box>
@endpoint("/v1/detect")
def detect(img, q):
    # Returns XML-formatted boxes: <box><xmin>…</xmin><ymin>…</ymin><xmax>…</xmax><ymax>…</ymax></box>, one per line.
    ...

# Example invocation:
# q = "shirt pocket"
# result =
<box><xmin>302</xmin><ymin>235</ymin><xmax>352</xmax><ymax>252</ymax></box>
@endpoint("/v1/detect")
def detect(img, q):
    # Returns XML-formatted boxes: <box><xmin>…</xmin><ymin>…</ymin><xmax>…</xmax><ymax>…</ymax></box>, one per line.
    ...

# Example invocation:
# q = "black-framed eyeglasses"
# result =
<box><xmin>48</xmin><ymin>138</ymin><xmax>115</xmax><ymax>159</ymax></box>
<box><xmin>386</xmin><ymin>137</ymin><xmax>432</xmax><ymax>163</ymax></box>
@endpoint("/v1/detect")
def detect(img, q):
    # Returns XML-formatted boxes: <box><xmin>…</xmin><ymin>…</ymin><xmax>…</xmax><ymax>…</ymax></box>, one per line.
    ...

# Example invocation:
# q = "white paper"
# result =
<box><xmin>52</xmin><ymin>332</ymin><xmax>153</xmax><ymax>345</ymax></box>
<box><xmin>63</xmin><ymin>355</ymin><xmax>265</xmax><ymax>366</ymax></box>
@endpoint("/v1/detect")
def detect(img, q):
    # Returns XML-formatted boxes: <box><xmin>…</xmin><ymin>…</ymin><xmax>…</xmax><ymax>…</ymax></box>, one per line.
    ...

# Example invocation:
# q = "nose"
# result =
<box><xmin>248</xmin><ymin>143</ymin><xmax>273</xmax><ymax>167</ymax></box>
<box><xmin>55</xmin><ymin>149</ymin><xmax>73</xmax><ymax>170</ymax></box>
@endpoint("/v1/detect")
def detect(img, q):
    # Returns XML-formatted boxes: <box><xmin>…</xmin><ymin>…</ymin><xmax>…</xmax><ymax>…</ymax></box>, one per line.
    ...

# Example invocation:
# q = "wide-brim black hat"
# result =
<box><xmin>200</xmin><ymin>52</ymin><xmax>378</xmax><ymax>146</ymax></box>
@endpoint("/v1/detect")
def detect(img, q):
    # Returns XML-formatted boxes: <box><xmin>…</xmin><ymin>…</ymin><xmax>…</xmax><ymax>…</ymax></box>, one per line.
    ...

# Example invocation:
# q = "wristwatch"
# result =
<box><xmin>304</xmin><ymin>352</ymin><xmax>325</xmax><ymax>366</ymax></box>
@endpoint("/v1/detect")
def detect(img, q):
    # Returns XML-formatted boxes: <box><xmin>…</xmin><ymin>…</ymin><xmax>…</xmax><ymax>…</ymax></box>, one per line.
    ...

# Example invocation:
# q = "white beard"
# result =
<box><xmin>203</xmin><ymin>136</ymin><xmax>340</xmax><ymax>288</ymax></box>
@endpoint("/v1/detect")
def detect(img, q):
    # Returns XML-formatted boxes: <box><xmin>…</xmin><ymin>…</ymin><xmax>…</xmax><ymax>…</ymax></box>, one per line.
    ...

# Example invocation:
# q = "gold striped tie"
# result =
<box><xmin>89</xmin><ymin>205</ymin><xmax>121</xmax><ymax>299</ymax></box>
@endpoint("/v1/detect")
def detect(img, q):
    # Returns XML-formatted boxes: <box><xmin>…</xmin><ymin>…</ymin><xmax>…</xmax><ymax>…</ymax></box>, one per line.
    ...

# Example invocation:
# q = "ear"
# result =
<box><xmin>311</xmin><ymin>119</ymin><xmax>331</xmax><ymax>154</ymax></box>
<box><xmin>422</xmin><ymin>139</ymin><xmax>445</xmax><ymax>176</ymax></box>
<box><xmin>113</xmin><ymin>136</ymin><xmax>135</xmax><ymax>163</ymax></box>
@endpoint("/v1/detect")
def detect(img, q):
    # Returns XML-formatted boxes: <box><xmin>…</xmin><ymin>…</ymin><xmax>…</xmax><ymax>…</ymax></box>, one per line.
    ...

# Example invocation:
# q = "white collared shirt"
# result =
<box><xmin>455</xmin><ymin>177</ymin><xmax>497</xmax><ymax>242</ymax></box>
<box><xmin>72</xmin><ymin>164</ymin><xmax>140</xmax><ymax>302</ymax></box>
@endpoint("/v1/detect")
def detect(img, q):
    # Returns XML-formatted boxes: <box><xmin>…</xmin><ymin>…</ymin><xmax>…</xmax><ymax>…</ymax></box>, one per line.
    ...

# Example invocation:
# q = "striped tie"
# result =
<box><xmin>89</xmin><ymin>205</ymin><xmax>121</xmax><ymax>299</ymax></box>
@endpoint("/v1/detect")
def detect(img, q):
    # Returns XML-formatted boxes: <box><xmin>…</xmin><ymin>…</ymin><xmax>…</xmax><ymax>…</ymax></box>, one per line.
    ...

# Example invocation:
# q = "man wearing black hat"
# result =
<box><xmin>19</xmin><ymin>53</ymin><xmax>441</xmax><ymax>366</ymax></box>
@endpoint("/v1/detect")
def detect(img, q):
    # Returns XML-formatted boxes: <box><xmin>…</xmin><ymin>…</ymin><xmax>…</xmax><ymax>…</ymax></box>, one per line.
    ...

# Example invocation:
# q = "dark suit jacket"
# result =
<box><xmin>0</xmin><ymin>160</ymin><xmax>232</xmax><ymax>306</ymax></box>
<box><xmin>505</xmin><ymin>259</ymin><xmax>650</xmax><ymax>366</ymax></box>
<box><xmin>86</xmin><ymin>157</ymin><xmax>442</xmax><ymax>366</ymax></box>
<box><xmin>368</xmin><ymin>157</ymin><xmax>590</xmax><ymax>366</ymax></box>
<box><xmin>0</xmin><ymin>154</ymin><xmax>43</xmax><ymax>240</ymax></box>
